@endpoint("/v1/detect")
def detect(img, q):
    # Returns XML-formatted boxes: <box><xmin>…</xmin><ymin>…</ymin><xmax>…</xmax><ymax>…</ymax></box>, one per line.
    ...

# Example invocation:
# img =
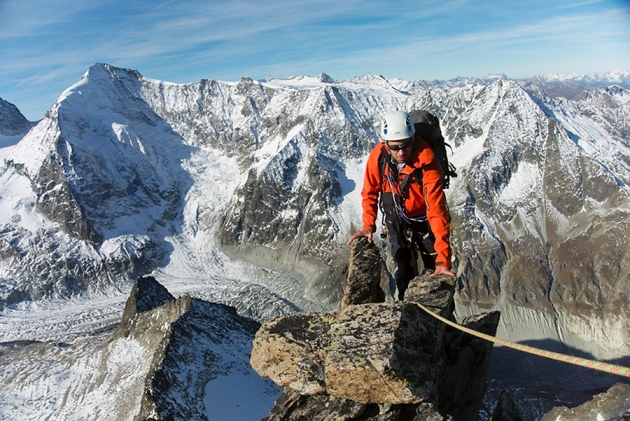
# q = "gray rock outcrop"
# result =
<box><xmin>339</xmin><ymin>237</ymin><xmax>385</xmax><ymax>310</ymax></box>
<box><xmin>539</xmin><ymin>382</ymin><xmax>630</xmax><ymax>421</ymax></box>
<box><xmin>488</xmin><ymin>389</ymin><xmax>524</xmax><ymax>421</ymax></box>
<box><xmin>251</xmin><ymin>291</ymin><xmax>450</xmax><ymax>405</ymax></box>
<box><xmin>262</xmin><ymin>388</ymin><xmax>446</xmax><ymax>421</ymax></box>
<box><xmin>251</xmin><ymin>238</ymin><xmax>501</xmax><ymax>420</ymax></box>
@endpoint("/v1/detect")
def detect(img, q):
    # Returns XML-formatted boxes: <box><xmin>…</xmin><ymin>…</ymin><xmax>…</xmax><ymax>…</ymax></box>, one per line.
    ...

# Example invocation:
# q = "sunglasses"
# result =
<box><xmin>387</xmin><ymin>139</ymin><xmax>413</xmax><ymax>151</ymax></box>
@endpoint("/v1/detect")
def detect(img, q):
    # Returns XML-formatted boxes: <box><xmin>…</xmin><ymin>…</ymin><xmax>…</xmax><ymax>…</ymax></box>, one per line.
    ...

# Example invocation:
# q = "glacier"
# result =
<box><xmin>0</xmin><ymin>64</ymin><xmax>629</xmax><ymax>420</ymax></box>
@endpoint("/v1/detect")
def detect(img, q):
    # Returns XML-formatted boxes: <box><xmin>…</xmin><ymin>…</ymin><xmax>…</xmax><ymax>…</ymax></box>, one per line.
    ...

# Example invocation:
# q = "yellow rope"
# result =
<box><xmin>414</xmin><ymin>302</ymin><xmax>630</xmax><ymax>378</ymax></box>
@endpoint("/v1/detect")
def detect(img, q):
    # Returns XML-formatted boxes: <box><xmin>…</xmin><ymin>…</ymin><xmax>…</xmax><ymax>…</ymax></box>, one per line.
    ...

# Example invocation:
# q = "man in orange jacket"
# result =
<box><xmin>348</xmin><ymin>110</ymin><xmax>455</xmax><ymax>299</ymax></box>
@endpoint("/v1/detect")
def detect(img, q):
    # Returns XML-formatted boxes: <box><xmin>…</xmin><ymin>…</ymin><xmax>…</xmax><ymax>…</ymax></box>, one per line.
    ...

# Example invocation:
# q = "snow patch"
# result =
<box><xmin>498</xmin><ymin>162</ymin><xmax>539</xmax><ymax>206</ymax></box>
<box><xmin>0</xmin><ymin>167</ymin><xmax>46</xmax><ymax>232</ymax></box>
<box><xmin>252</xmin><ymin>124</ymin><xmax>304</xmax><ymax>176</ymax></box>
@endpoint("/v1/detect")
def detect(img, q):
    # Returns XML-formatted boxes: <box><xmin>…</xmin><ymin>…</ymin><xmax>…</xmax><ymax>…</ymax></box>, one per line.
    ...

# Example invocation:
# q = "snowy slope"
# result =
<box><xmin>0</xmin><ymin>278</ymin><xmax>280</xmax><ymax>420</ymax></box>
<box><xmin>0</xmin><ymin>64</ymin><xmax>629</xmax><ymax>360</ymax></box>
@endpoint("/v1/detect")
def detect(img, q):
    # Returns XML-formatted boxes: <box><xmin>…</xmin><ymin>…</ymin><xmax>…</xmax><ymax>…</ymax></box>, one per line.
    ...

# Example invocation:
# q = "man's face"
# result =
<box><xmin>387</xmin><ymin>138</ymin><xmax>413</xmax><ymax>164</ymax></box>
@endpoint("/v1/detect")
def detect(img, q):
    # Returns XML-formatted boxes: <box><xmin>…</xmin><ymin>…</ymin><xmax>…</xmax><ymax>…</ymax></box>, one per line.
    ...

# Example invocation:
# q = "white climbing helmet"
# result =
<box><xmin>380</xmin><ymin>111</ymin><xmax>416</xmax><ymax>141</ymax></box>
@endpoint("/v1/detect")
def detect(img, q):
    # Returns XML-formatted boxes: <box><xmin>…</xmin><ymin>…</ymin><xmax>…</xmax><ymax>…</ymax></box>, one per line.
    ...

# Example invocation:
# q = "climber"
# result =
<box><xmin>347</xmin><ymin>110</ymin><xmax>455</xmax><ymax>300</ymax></box>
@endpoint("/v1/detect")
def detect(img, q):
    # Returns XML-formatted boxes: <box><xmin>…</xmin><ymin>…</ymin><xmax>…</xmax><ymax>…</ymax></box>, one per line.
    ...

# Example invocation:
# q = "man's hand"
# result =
<box><xmin>431</xmin><ymin>266</ymin><xmax>456</xmax><ymax>277</ymax></box>
<box><xmin>347</xmin><ymin>228</ymin><xmax>373</xmax><ymax>245</ymax></box>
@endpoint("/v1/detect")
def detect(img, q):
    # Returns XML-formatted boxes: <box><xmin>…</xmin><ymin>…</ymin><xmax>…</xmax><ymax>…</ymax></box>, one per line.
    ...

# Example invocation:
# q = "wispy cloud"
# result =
<box><xmin>1</xmin><ymin>0</ymin><xmax>628</xmax><ymax>120</ymax></box>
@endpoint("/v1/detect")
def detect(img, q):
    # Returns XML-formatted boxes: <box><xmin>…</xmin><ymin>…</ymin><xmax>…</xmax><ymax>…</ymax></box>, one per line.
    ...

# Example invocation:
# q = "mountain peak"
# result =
<box><xmin>85</xmin><ymin>62</ymin><xmax>143</xmax><ymax>79</ymax></box>
<box><xmin>316</xmin><ymin>73</ymin><xmax>335</xmax><ymax>83</ymax></box>
<box><xmin>0</xmin><ymin>97</ymin><xmax>37</xmax><ymax>139</ymax></box>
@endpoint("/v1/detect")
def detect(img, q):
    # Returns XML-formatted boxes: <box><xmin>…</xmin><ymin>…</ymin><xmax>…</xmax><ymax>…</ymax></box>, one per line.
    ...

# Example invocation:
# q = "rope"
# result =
<box><xmin>414</xmin><ymin>302</ymin><xmax>630</xmax><ymax>378</ymax></box>
<box><xmin>383</xmin><ymin>162</ymin><xmax>426</xmax><ymax>224</ymax></box>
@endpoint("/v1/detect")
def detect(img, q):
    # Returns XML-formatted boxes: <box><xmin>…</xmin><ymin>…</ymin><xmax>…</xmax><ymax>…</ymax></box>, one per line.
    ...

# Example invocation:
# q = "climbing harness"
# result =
<box><xmin>415</xmin><ymin>302</ymin><xmax>630</xmax><ymax>378</ymax></box>
<box><xmin>383</xmin><ymin>169</ymin><xmax>426</xmax><ymax>225</ymax></box>
<box><xmin>379</xmin><ymin>145</ymin><xmax>427</xmax><ymax>227</ymax></box>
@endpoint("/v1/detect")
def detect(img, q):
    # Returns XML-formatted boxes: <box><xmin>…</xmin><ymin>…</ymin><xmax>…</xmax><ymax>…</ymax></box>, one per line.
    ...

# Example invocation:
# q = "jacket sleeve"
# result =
<box><xmin>419</xmin><ymin>148</ymin><xmax>452</xmax><ymax>268</ymax></box>
<box><xmin>361</xmin><ymin>145</ymin><xmax>383</xmax><ymax>232</ymax></box>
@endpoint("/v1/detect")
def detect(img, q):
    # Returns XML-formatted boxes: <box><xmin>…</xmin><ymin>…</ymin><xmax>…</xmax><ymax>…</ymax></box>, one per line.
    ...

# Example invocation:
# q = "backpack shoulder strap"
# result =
<box><xmin>378</xmin><ymin>144</ymin><xmax>397</xmax><ymax>178</ymax></box>
<box><xmin>400</xmin><ymin>166</ymin><xmax>422</xmax><ymax>193</ymax></box>
<box><xmin>378</xmin><ymin>144</ymin><xmax>388</xmax><ymax>171</ymax></box>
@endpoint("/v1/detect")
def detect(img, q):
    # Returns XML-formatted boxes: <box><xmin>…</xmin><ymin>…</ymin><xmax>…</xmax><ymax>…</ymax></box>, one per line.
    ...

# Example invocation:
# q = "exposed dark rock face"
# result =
<box><xmin>263</xmin><ymin>387</ymin><xmax>446</xmax><ymax>421</ymax></box>
<box><xmin>539</xmin><ymin>382</ymin><xmax>630</xmax><ymax>421</ymax></box>
<box><xmin>119</xmin><ymin>275</ymin><xmax>175</xmax><ymax>327</ymax></box>
<box><xmin>438</xmin><ymin>311</ymin><xmax>501</xmax><ymax>420</ymax></box>
<box><xmin>489</xmin><ymin>390</ymin><xmax>524</xmax><ymax>421</ymax></box>
<box><xmin>32</xmin><ymin>154</ymin><xmax>102</xmax><ymax>244</ymax></box>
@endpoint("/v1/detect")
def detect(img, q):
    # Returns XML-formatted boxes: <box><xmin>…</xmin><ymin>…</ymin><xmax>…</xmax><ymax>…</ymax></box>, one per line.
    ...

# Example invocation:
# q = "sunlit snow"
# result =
<box><xmin>1</xmin><ymin>65</ymin><xmax>629</xmax><ymax>420</ymax></box>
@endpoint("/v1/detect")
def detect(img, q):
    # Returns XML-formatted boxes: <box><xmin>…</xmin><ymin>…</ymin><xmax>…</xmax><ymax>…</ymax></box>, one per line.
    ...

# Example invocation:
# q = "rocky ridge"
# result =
<box><xmin>0</xmin><ymin>275</ymin><xmax>280</xmax><ymax>420</ymax></box>
<box><xmin>251</xmin><ymin>238</ymin><xmax>501</xmax><ymax>420</ymax></box>
<box><xmin>251</xmin><ymin>238</ymin><xmax>630</xmax><ymax>420</ymax></box>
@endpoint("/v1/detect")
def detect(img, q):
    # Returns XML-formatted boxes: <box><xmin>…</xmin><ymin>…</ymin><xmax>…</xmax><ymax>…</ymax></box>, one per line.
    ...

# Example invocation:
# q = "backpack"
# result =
<box><xmin>408</xmin><ymin>110</ymin><xmax>457</xmax><ymax>189</ymax></box>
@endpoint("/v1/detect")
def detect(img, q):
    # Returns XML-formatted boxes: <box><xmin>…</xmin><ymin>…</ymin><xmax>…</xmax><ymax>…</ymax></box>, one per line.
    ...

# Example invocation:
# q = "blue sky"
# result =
<box><xmin>1</xmin><ymin>0</ymin><xmax>629</xmax><ymax>121</ymax></box>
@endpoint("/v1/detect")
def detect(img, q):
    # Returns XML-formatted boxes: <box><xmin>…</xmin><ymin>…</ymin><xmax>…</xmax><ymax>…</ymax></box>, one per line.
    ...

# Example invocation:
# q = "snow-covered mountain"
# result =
<box><xmin>0</xmin><ymin>98</ymin><xmax>37</xmax><ymax>154</ymax></box>
<box><xmin>0</xmin><ymin>276</ymin><xmax>281</xmax><ymax>420</ymax></box>
<box><xmin>1</xmin><ymin>63</ymin><xmax>629</xmax><ymax>365</ymax></box>
<box><xmin>529</xmin><ymin>69</ymin><xmax>630</xmax><ymax>85</ymax></box>
<box><xmin>519</xmin><ymin>69</ymin><xmax>630</xmax><ymax>100</ymax></box>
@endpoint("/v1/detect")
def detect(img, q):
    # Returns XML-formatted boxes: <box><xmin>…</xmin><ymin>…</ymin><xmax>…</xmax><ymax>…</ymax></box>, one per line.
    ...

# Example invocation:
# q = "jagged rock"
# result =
<box><xmin>324</xmin><ymin>303</ymin><xmax>444</xmax><ymax>404</ymax></box>
<box><xmin>263</xmin><ymin>387</ymin><xmax>447</xmax><ymax>421</ymax></box>
<box><xmin>404</xmin><ymin>274</ymin><xmax>456</xmax><ymax>317</ymax></box>
<box><xmin>133</xmin><ymin>297</ymin><xmax>265</xmax><ymax>420</ymax></box>
<box><xmin>489</xmin><ymin>389</ymin><xmax>524</xmax><ymax>421</ymax></box>
<box><xmin>540</xmin><ymin>382</ymin><xmax>630</xmax><ymax>421</ymax></box>
<box><xmin>251</xmin><ymin>273</ymin><xmax>454</xmax><ymax>404</ymax></box>
<box><xmin>339</xmin><ymin>237</ymin><xmax>385</xmax><ymax>310</ymax></box>
<box><xmin>106</xmin><ymin>276</ymin><xmax>275</xmax><ymax>420</ymax></box>
<box><xmin>120</xmin><ymin>275</ymin><xmax>176</xmax><ymax>323</ymax></box>
<box><xmin>31</xmin><ymin>154</ymin><xmax>102</xmax><ymax>244</ymax></box>
<box><xmin>255</xmin><ymin>251</ymin><xmax>501</xmax><ymax>421</ymax></box>
<box><xmin>438</xmin><ymin>311</ymin><xmax>501</xmax><ymax>420</ymax></box>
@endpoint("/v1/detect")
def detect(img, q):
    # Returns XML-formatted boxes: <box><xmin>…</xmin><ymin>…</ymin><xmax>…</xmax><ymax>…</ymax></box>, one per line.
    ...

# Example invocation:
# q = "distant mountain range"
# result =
<box><xmin>530</xmin><ymin>69</ymin><xmax>630</xmax><ymax>84</ymax></box>
<box><xmin>0</xmin><ymin>63</ymin><xmax>628</xmax><ymax>356</ymax></box>
<box><xmin>1</xmin><ymin>64</ymin><xmax>629</xmax><ymax>420</ymax></box>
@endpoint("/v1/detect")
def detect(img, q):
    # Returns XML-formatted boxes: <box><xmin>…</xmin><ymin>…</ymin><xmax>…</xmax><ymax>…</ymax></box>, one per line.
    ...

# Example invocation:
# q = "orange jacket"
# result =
<box><xmin>361</xmin><ymin>138</ymin><xmax>452</xmax><ymax>268</ymax></box>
